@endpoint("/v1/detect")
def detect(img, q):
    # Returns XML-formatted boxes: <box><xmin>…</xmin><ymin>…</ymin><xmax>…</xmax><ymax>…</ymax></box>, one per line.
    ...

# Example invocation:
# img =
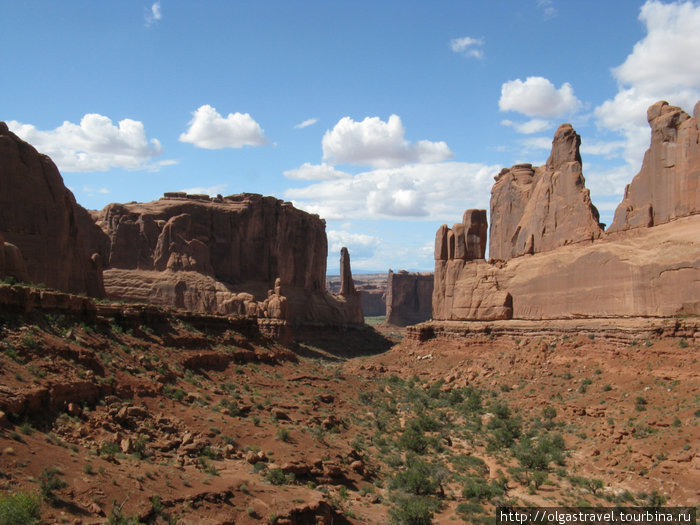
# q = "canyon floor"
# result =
<box><xmin>0</xmin><ymin>299</ymin><xmax>698</xmax><ymax>524</ymax></box>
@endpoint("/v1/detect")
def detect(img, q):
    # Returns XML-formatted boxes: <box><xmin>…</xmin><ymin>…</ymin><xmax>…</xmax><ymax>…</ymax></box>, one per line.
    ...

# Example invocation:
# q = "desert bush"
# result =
<box><xmin>0</xmin><ymin>490</ymin><xmax>41</xmax><ymax>525</ymax></box>
<box><xmin>39</xmin><ymin>466</ymin><xmax>68</xmax><ymax>505</ymax></box>
<box><xmin>389</xmin><ymin>495</ymin><xmax>435</xmax><ymax>525</ymax></box>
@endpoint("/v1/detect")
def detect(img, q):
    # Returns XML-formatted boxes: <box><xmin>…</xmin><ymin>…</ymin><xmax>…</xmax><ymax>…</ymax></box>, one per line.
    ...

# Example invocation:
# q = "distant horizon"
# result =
<box><xmin>3</xmin><ymin>1</ymin><xmax>699</xmax><ymax>272</ymax></box>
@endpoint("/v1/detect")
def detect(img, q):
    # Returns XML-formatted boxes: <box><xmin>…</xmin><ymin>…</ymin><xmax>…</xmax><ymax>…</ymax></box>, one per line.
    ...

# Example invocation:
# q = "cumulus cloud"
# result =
<box><xmin>449</xmin><ymin>36</ymin><xmax>484</xmax><ymax>59</ymax></box>
<box><xmin>327</xmin><ymin>230</ymin><xmax>382</xmax><ymax>261</ymax></box>
<box><xmin>145</xmin><ymin>1</ymin><xmax>162</xmax><ymax>26</ymax></box>
<box><xmin>8</xmin><ymin>114</ymin><xmax>165</xmax><ymax>172</ymax></box>
<box><xmin>285</xmin><ymin>161</ymin><xmax>500</xmax><ymax>221</ymax></box>
<box><xmin>594</xmin><ymin>1</ymin><xmax>700</xmax><ymax>171</ymax></box>
<box><xmin>283</xmin><ymin>162</ymin><xmax>351</xmax><ymax>181</ymax></box>
<box><xmin>501</xmin><ymin>118</ymin><xmax>553</xmax><ymax>134</ymax></box>
<box><xmin>179</xmin><ymin>105</ymin><xmax>267</xmax><ymax>149</ymax></box>
<box><xmin>294</xmin><ymin>118</ymin><xmax>318</xmax><ymax>129</ymax></box>
<box><xmin>499</xmin><ymin>76</ymin><xmax>582</xmax><ymax>118</ymax></box>
<box><xmin>179</xmin><ymin>184</ymin><xmax>228</xmax><ymax>196</ymax></box>
<box><xmin>322</xmin><ymin>115</ymin><xmax>453</xmax><ymax>168</ymax></box>
<box><xmin>537</xmin><ymin>0</ymin><xmax>557</xmax><ymax>18</ymax></box>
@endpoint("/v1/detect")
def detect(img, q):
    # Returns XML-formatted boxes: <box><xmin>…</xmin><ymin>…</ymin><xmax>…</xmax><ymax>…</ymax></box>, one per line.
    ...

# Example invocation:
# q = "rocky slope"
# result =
<box><xmin>433</xmin><ymin>100</ymin><xmax>700</xmax><ymax>321</ymax></box>
<box><xmin>0</xmin><ymin>285</ymin><xmax>696</xmax><ymax>524</ymax></box>
<box><xmin>0</xmin><ymin>123</ymin><xmax>105</xmax><ymax>297</ymax></box>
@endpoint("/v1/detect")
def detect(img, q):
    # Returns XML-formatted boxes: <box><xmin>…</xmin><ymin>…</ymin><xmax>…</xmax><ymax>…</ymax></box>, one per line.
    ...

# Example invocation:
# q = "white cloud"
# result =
<box><xmin>145</xmin><ymin>1</ymin><xmax>162</xmax><ymax>26</ymax></box>
<box><xmin>8</xmin><ymin>114</ymin><xmax>165</xmax><ymax>172</ymax></box>
<box><xmin>594</xmin><ymin>1</ymin><xmax>700</xmax><ymax>173</ymax></box>
<box><xmin>327</xmin><ymin>230</ymin><xmax>382</xmax><ymax>261</ymax></box>
<box><xmin>285</xmin><ymin>161</ymin><xmax>500</xmax><ymax>221</ymax></box>
<box><xmin>501</xmin><ymin>118</ymin><xmax>553</xmax><ymax>134</ymax></box>
<box><xmin>322</xmin><ymin>115</ymin><xmax>453</xmax><ymax>168</ymax></box>
<box><xmin>499</xmin><ymin>76</ymin><xmax>582</xmax><ymax>117</ymax></box>
<box><xmin>283</xmin><ymin>162</ymin><xmax>351</xmax><ymax>181</ymax></box>
<box><xmin>179</xmin><ymin>184</ymin><xmax>228</xmax><ymax>196</ymax></box>
<box><xmin>294</xmin><ymin>118</ymin><xmax>318</xmax><ymax>129</ymax></box>
<box><xmin>580</xmin><ymin>139</ymin><xmax>626</xmax><ymax>158</ymax></box>
<box><xmin>82</xmin><ymin>187</ymin><xmax>110</xmax><ymax>197</ymax></box>
<box><xmin>449</xmin><ymin>36</ymin><xmax>484</xmax><ymax>59</ymax></box>
<box><xmin>519</xmin><ymin>136</ymin><xmax>553</xmax><ymax>151</ymax></box>
<box><xmin>537</xmin><ymin>0</ymin><xmax>557</xmax><ymax>18</ymax></box>
<box><xmin>179</xmin><ymin>105</ymin><xmax>267</xmax><ymax>149</ymax></box>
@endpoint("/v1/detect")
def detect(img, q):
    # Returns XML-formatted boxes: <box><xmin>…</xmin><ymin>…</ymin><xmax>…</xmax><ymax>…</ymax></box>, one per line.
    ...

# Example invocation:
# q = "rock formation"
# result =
<box><xmin>433</xmin><ymin>101</ymin><xmax>700</xmax><ymax>321</ymax></box>
<box><xmin>326</xmin><ymin>274</ymin><xmax>386</xmax><ymax>317</ymax></box>
<box><xmin>0</xmin><ymin>234</ymin><xmax>29</xmax><ymax>283</ymax></box>
<box><xmin>0</xmin><ymin>122</ymin><xmax>105</xmax><ymax>297</ymax></box>
<box><xmin>489</xmin><ymin>124</ymin><xmax>604</xmax><ymax>261</ymax></box>
<box><xmin>385</xmin><ymin>270</ymin><xmax>434</xmax><ymax>326</ymax></box>
<box><xmin>608</xmin><ymin>100</ymin><xmax>700</xmax><ymax>232</ymax></box>
<box><xmin>337</xmin><ymin>247</ymin><xmax>364</xmax><ymax>324</ymax></box>
<box><xmin>87</xmin><ymin>193</ymin><xmax>361</xmax><ymax>324</ymax></box>
<box><xmin>433</xmin><ymin>210</ymin><xmax>512</xmax><ymax>321</ymax></box>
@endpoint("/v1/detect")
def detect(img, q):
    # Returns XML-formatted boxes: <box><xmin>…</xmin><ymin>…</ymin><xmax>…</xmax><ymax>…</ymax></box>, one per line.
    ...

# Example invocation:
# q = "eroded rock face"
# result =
<box><xmin>386</xmin><ymin>270</ymin><xmax>434</xmax><ymax>326</ymax></box>
<box><xmin>0</xmin><ymin>234</ymin><xmax>29</xmax><ymax>283</ymax></box>
<box><xmin>96</xmin><ymin>194</ymin><xmax>328</xmax><ymax>291</ymax></box>
<box><xmin>337</xmin><ymin>247</ymin><xmax>363</xmax><ymax>324</ymax></box>
<box><xmin>608</xmin><ymin>100</ymin><xmax>700</xmax><ymax>232</ymax></box>
<box><xmin>0</xmin><ymin>122</ymin><xmax>105</xmax><ymax>297</ymax></box>
<box><xmin>93</xmin><ymin>194</ymin><xmax>362</xmax><ymax>323</ymax></box>
<box><xmin>489</xmin><ymin>124</ymin><xmax>603</xmax><ymax>261</ymax></box>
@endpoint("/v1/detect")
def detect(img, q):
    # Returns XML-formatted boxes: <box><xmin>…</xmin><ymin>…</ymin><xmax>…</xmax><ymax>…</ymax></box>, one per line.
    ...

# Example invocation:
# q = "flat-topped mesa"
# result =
<box><xmin>0</xmin><ymin>122</ymin><xmax>105</xmax><ymax>297</ymax></box>
<box><xmin>608</xmin><ymin>100</ymin><xmax>700</xmax><ymax>232</ymax></box>
<box><xmin>386</xmin><ymin>270</ymin><xmax>433</xmax><ymax>326</ymax></box>
<box><xmin>489</xmin><ymin>124</ymin><xmax>603</xmax><ymax>262</ymax></box>
<box><xmin>95</xmin><ymin>194</ymin><xmax>327</xmax><ymax>292</ymax></box>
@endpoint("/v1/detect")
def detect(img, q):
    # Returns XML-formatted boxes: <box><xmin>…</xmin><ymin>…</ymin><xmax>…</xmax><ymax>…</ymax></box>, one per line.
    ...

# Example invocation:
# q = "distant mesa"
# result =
<box><xmin>385</xmin><ymin>270</ymin><xmax>433</xmax><ymax>327</ymax></box>
<box><xmin>433</xmin><ymin>100</ymin><xmax>700</xmax><ymax>322</ymax></box>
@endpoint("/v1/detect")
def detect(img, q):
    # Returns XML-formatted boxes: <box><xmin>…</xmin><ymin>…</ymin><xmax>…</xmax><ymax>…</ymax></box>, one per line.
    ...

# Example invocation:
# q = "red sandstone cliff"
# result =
<box><xmin>489</xmin><ymin>124</ymin><xmax>604</xmax><ymax>261</ymax></box>
<box><xmin>90</xmin><ymin>193</ymin><xmax>361</xmax><ymax>324</ymax></box>
<box><xmin>385</xmin><ymin>270</ymin><xmax>433</xmax><ymax>327</ymax></box>
<box><xmin>608</xmin><ymin>101</ymin><xmax>700</xmax><ymax>232</ymax></box>
<box><xmin>432</xmin><ymin>101</ymin><xmax>700</xmax><ymax>321</ymax></box>
<box><xmin>0</xmin><ymin>122</ymin><xmax>105</xmax><ymax>297</ymax></box>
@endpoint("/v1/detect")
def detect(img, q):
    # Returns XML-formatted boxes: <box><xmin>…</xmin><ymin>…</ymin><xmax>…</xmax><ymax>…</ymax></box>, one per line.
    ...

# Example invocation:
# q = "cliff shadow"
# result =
<box><xmin>291</xmin><ymin>323</ymin><xmax>394</xmax><ymax>360</ymax></box>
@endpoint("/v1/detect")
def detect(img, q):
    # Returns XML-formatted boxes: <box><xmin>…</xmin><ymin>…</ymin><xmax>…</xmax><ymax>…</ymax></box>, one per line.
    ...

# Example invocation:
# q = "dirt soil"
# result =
<box><xmin>0</xmin><ymin>301</ymin><xmax>697</xmax><ymax>524</ymax></box>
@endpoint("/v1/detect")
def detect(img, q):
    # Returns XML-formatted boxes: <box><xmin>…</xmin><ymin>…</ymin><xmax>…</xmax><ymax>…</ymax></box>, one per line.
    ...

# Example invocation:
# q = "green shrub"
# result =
<box><xmin>389</xmin><ymin>495</ymin><xmax>435</xmax><ymax>525</ymax></box>
<box><xmin>39</xmin><ymin>466</ymin><xmax>68</xmax><ymax>505</ymax></box>
<box><xmin>0</xmin><ymin>490</ymin><xmax>41</xmax><ymax>525</ymax></box>
<box><xmin>462</xmin><ymin>476</ymin><xmax>503</xmax><ymax>502</ymax></box>
<box><xmin>398</xmin><ymin>424</ymin><xmax>429</xmax><ymax>454</ymax></box>
<box><xmin>389</xmin><ymin>458</ymin><xmax>438</xmax><ymax>495</ymax></box>
<box><xmin>265</xmin><ymin>468</ymin><xmax>287</xmax><ymax>486</ymax></box>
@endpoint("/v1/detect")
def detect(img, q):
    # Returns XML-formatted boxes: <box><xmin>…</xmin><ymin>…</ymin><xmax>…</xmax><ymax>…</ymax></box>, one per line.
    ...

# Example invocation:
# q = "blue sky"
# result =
<box><xmin>3</xmin><ymin>1</ymin><xmax>700</xmax><ymax>273</ymax></box>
